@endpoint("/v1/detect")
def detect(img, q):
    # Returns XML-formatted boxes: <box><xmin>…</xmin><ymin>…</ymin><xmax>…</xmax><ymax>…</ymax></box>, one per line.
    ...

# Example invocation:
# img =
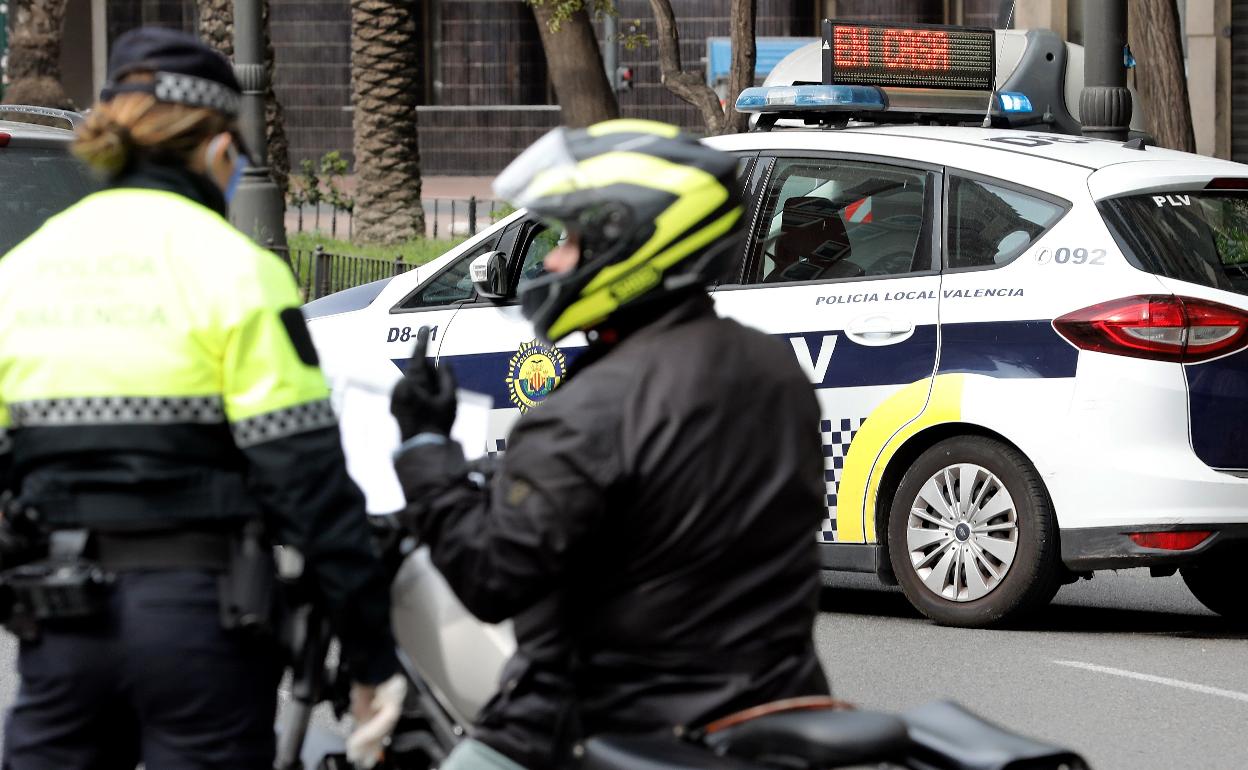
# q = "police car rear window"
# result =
<box><xmin>1101</xmin><ymin>193</ymin><xmax>1248</xmax><ymax>297</ymax></box>
<box><xmin>0</xmin><ymin>147</ymin><xmax>96</xmax><ymax>256</ymax></box>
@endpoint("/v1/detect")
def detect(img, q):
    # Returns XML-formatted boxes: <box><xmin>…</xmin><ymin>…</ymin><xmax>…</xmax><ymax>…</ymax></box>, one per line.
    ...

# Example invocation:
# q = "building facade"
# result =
<box><xmin>50</xmin><ymin>0</ymin><xmax>1242</xmax><ymax>175</ymax></box>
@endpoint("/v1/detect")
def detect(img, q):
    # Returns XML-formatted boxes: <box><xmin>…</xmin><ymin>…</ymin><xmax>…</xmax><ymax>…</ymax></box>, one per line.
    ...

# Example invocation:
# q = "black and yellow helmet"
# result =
<box><xmin>493</xmin><ymin>119</ymin><xmax>744</xmax><ymax>343</ymax></box>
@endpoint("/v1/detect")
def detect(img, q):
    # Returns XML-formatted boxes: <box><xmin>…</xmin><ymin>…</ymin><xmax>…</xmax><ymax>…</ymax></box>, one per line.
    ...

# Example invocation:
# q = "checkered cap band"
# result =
<box><xmin>7</xmin><ymin>396</ymin><xmax>225</xmax><ymax>427</ymax></box>
<box><xmin>230</xmin><ymin>399</ymin><xmax>337</xmax><ymax>448</ymax></box>
<box><xmin>152</xmin><ymin>71</ymin><xmax>240</xmax><ymax>116</ymax></box>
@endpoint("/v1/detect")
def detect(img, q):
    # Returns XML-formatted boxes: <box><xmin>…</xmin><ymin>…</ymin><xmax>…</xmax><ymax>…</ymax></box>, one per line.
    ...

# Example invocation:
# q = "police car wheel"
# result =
<box><xmin>887</xmin><ymin>436</ymin><xmax>1061</xmax><ymax>628</ymax></box>
<box><xmin>1181</xmin><ymin>557</ymin><xmax>1248</xmax><ymax>623</ymax></box>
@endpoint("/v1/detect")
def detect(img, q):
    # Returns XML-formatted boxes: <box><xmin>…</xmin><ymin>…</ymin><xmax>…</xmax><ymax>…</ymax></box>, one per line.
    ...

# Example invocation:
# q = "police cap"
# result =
<box><xmin>100</xmin><ymin>27</ymin><xmax>241</xmax><ymax>118</ymax></box>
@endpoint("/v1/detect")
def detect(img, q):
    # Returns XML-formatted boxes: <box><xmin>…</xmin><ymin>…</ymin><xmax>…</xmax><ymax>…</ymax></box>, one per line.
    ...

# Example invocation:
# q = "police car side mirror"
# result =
<box><xmin>470</xmin><ymin>251</ymin><xmax>510</xmax><ymax>300</ymax></box>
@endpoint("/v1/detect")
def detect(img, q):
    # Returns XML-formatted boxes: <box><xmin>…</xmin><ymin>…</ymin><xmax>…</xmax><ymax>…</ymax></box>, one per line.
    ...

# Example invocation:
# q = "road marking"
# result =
<box><xmin>1055</xmin><ymin>660</ymin><xmax>1248</xmax><ymax>704</ymax></box>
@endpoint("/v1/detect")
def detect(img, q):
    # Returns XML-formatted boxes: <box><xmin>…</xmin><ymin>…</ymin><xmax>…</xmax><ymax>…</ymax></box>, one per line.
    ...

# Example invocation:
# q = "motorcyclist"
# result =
<box><xmin>0</xmin><ymin>28</ymin><xmax>402</xmax><ymax>769</ymax></box>
<box><xmin>390</xmin><ymin>119</ymin><xmax>831</xmax><ymax>769</ymax></box>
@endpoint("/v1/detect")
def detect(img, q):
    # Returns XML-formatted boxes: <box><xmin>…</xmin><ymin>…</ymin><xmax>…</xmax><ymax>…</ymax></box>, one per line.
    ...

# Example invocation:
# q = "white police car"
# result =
<box><xmin>307</xmin><ymin>21</ymin><xmax>1248</xmax><ymax>627</ymax></box>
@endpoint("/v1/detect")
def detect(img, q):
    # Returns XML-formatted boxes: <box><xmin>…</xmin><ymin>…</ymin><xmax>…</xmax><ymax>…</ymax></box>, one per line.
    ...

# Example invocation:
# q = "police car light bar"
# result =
<box><xmin>735</xmin><ymin>84</ymin><xmax>886</xmax><ymax>114</ymax></box>
<box><xmin>998</xmin><ymin>92</ymin><xmax>1034</xmax><ymax>113</ymax></box>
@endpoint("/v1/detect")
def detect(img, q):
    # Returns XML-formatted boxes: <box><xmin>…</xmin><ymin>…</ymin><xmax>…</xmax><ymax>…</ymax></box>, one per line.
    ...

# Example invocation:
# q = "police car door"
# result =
<box><xmin>384</xmin><ymin>221</ymin><xmax>521</xmax><ymax>367</ymax></box>
<box><xmin>435</xmin><ymin>157</ymin><xmax>761</xmax><ymax>458</ymax></box>
<box><xmin>433</xmin><ymin>220</ymin><xmax>572</xmax><ymax>457</ymax></box>
<box><xmin>712</xmin><ymin>153</ymin><xmax>941</xmax><ymax>549</ymax></box>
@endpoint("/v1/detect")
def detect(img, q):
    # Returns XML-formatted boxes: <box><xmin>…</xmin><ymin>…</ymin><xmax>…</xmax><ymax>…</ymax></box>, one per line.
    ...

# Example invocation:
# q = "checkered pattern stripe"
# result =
<box><xmin>7</xmin><ymin>395</ymin><xmax>225</xmax><ymax>427</ymax></box>
<box><xmin>819</xmin><ymin>417</ymin><xmax>867</xmax><ymax>543</ymax></box>
<box><xmin>486</xmin><ymin>438</ymin><xmax>508</xmax><ymax>458</ymax></box>
<box><xmin>153</xmin><ymin>72</ymin><xmax>240</xmax><ymax>116</ymax></box>
<box><xmin>230</xmin><ymin>399</ymin><xmax>337</xmax><ymax>448</ymax></box>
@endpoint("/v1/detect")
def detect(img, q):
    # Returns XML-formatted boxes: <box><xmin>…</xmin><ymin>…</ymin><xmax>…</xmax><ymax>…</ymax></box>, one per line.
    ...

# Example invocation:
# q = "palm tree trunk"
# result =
<box><xmin>197</xmin><ymin>0</ymin><xmax>292</xmax><ymax>199</ymax></box>
<box><xmin>4</xmin><ymin>0</ymin><xmax>72</xmax><ymax>111</ymax></box>
<box><xmin>350</xmin><ymin>0</ymin><xmax>424</xmax><ymax>244</ymax></box>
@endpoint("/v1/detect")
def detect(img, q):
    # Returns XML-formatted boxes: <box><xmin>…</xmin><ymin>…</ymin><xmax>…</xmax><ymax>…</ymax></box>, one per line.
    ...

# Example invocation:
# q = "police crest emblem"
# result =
<box><xmin>506</xmin><ymin>340</ymin><xmax>566</xmax><ymax>412</ymax></box>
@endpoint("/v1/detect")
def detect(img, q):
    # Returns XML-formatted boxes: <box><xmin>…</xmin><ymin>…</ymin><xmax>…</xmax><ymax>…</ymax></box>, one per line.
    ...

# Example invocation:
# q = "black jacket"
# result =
<box><xmin>395</xmin><ymin>293</ymin><xmax>830</xmax><ymax>768</ymax></box>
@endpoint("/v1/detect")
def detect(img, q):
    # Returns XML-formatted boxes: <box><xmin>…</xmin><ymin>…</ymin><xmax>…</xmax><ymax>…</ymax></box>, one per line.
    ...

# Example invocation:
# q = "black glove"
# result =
<box><xmin>390</xmin><ymin>326</ymin><xmax>457</xmax><ymax>440</ymax></box>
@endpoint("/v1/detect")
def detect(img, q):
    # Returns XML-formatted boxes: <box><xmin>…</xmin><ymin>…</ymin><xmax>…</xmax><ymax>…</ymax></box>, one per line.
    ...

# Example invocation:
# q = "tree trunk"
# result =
<box><xmin>1127</xmin><ymin>0</ymin><xmax>1195</xmax><ymax>152</ymax></box>
<box><xmin>4</xmin><ymin>0</ymin><xmax>72</xmax><ymax>111</ymax></box>
<box><xmin>198</xmin><ymin>0</ymin><xmax>291</xmax><ymax>199</ymax></box>
<box><xmin>723</xmin><ymin>0</ymin><xmax>756</xmax><ymax>134</ymax></box>
<box><xmin>529</xmin><ymin>2</ymin><xmax>618</xmax><ymax>128</ymax></box>
<box><xmin>350</xmin><ymin>0</ymin><xmax>424</xmax><ymax>245</ymax></box>
<box><xmin>648</xmin><ymin>0</ymin><xmax>726</xmax><ymax>135</ymax></box>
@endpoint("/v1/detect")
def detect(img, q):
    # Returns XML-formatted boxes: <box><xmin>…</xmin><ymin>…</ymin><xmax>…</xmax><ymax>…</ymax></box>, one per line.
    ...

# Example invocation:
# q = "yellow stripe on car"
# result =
<box><xmin>835</xmin><ymin>374</ymin><xmax>965</xmax><ymax>542</ymax></box>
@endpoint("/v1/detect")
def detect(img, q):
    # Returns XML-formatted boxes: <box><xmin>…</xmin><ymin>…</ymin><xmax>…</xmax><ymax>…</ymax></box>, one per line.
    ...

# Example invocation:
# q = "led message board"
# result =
<box><xmin>821</xmin><ymin>20</ymin><xmax>994</xmax><ymax>91</ymax></box>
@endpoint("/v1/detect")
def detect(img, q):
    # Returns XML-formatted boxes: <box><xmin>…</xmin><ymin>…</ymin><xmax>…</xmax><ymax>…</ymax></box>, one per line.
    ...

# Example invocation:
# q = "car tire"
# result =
<box><xmin>887</xmin><ymin>436</ymin><xmax>1062</xmax><ymax>627</ymax></box>
<box><xmin>1181</xmin><ymin>558</ymin><xmax>1248</xmax><ymax>622</ymax></box>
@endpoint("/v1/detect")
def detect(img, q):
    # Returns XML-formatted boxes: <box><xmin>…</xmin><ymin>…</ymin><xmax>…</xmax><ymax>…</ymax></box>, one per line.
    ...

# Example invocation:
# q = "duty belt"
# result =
<box><xmin>95</xmin><ymin>529</ymin><xmax>233</xmax><ymax>571</ymax></box>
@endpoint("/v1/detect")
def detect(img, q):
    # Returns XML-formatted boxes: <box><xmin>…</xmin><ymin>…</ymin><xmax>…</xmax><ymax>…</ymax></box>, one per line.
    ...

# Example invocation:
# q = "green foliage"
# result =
<box><xmin>491</xmin><ymin>202</ymin><xmax>518</xmax><ymax>223</ymax></box>
<box><xmin>288</xmin><ymin>232</ymin><xmax>467</xmax><ymax>266</ymax></box>
<box><xmin>288</xmin><ymin>158</ymin><xmax>323</xmax><ymax>209</ymax></box>
<box><xmin>527</xmin><ymin>0</ymin><xmax>617</xmax><ymax>32</ymax></box>
<box><xmin>617</xmin><ymin>22</ymin><xmax>650</xmax><ymax>50</ymax></box>
<box><xmin>318</xmin><ymin>150</ymin><xmax>353</xmax><ymax>215</ymax></box>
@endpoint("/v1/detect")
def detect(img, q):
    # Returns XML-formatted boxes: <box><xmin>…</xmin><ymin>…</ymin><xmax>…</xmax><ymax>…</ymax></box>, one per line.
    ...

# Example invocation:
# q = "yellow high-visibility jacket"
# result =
<box><xmin>0</xmin><ymin>169</ymin><xmax>395</xmax><ymax>682</ymax></box>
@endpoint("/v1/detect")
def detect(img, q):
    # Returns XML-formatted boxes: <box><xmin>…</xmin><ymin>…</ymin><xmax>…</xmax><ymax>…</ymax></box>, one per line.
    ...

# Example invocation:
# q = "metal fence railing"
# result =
<box><xmin>424</xmin><ymin>196</ymin><xmax>507</xmax><ymax>239</ymax></box>
<box><xmin>287</xmin><ymin>196</ymin><xmax>507</xmax><ymax>241</ymax></box>
<box><xmin>279</xmin><ymin>245</ymin><xmax>417</xmax><ymax>301</ymax></box>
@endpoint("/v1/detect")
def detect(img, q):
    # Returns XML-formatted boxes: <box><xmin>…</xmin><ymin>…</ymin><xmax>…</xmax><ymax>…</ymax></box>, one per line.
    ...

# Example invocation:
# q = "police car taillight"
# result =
<box><xmin>0</xmin><ymin>133</ymin><xmax>10</xmax><ymax>148</ymax></box>
<box><xmin>1053</xmin><ymin>295</ymin><xmax>1248</xmax><ymax>364</ymax></box>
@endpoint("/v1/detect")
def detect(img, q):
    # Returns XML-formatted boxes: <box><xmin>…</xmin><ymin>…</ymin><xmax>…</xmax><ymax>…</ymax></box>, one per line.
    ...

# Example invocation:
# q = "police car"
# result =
<box><xmin>307</xmin><ymin>21</ymin><xmax>1248</xmax><ymax>627</ymax></box>
<box><xmin>0</xmin><ymin>106</ymin><xmax>96</xmax><ymax>256</ymax></box>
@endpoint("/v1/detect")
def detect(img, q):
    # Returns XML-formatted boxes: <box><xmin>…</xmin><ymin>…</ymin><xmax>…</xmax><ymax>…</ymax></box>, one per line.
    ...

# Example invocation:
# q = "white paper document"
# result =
<box><xmin>333</xmin><ymin>372</ymin><xmax>493</xmax><ymax>515</ymax></box>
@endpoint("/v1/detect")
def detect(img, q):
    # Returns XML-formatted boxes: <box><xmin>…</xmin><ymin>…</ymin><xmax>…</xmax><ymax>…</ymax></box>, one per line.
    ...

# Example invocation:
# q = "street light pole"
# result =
<box><xmin>1080</xmin><ymin>0</ymin><xmax>1132</xmax><ymax>141</ymax></box>
<box><xmin>230</xmin><ymin>0</ymin><xmax>287</xmax><ymax>252</ymax></box>
<box><xmin>603</xmin><ymin>1</ymin><xmax>618</xmax><ymax>91</ymax></box>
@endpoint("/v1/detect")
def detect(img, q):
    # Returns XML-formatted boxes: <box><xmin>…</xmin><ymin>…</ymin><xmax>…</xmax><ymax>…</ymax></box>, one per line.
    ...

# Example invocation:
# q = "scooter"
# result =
<box><xmin>281</xmin><ymin>516</ymin><xmax>1091</xmax><ymax>770</ymax></box>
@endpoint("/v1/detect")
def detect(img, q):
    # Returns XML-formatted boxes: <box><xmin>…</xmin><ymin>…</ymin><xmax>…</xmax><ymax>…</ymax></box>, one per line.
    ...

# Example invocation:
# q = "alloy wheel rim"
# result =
<box><xmin>905</xmin><ymin>463</ymin><xmax>1019</xmax><ymax>602</ymax></box>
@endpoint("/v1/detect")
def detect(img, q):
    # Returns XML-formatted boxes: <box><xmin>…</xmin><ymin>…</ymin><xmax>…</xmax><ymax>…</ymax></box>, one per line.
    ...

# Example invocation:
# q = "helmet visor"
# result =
<box><xmin>493</xmin><ymin>127</ymin><xmax>584</xmax><ymax>209</ymax></box>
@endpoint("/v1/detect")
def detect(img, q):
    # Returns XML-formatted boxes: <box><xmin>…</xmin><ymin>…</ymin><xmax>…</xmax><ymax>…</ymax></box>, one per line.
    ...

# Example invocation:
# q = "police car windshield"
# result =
<box><xmin>1101</xmin><ymin>192</ymin><xmax>1248</xmax><ymax>297</ymax></box>
<box><xmin>0</xmin><ymin>147</ymin><xmax>97</xmax><ymax>256</ymax></box>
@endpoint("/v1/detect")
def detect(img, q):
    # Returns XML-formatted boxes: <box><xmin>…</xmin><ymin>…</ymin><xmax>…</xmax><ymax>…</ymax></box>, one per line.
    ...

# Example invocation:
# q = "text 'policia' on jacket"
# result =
<box><xmin>0</xmin><ymin>179</ymin><xmax>334</xmax><ymax>527</ymax></box>
<box><xmin>0</xmin><ymin>164</ymin><xmax>395</xmax><ymax>682</ymax></box>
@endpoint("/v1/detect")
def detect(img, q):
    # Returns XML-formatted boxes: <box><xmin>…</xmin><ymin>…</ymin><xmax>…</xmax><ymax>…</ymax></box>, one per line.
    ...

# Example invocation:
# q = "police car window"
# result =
<box><xmin>752</xmin><ymin>159</ymin><xmax>928</xmax><ymax>284</ymax></box>
<box><xmin>947</xmin><ymin>177</ymin><xmax>1065</xmax><ymax>269</ymax></box>
<box><xmin>1101</xmin><ymin>192</ymin><xmax>1248</xmax><ymax>297</ymax></box>
<box><xmin>398</xmin><ymin>237</ymin><xmax>498</xmax><ymax>309</ymax></box>
<box><xmin>517</xmin><ymin>225</ymin><xmax>562</xmax><ymax>284</ymax></box>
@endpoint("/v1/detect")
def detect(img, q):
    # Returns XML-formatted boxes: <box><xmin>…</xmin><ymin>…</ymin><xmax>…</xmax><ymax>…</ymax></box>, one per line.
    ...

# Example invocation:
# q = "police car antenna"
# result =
<box><xmin>981</xmin><ymin>0</ymin><xmax>1018</xmax><ymax>128</ymax></box>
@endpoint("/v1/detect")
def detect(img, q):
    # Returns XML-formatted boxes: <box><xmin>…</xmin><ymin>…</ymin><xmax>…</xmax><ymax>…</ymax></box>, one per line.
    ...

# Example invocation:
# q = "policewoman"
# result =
<box><xmin>0</xmin><ymin>29</ymin><xmax>402</xmax><ymax>768</ymax></box>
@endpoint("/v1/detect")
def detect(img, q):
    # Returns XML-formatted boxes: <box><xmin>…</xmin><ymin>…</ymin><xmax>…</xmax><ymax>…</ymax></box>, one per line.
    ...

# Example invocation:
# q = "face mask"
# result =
<box><xmin>225</xmin><ymin>154</ymin><xmax>249</xmax><ymax>203</ymax></box>
<box><xmin>205</xmin><ymin>134</ymin><xmax>248</xmax><ymax>203</ymax></box>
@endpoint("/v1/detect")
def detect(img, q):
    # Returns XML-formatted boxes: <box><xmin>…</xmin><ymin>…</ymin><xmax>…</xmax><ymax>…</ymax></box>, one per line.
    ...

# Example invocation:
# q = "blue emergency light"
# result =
<box><xmin>735</xmin><ymin>84</ymin><xmax>886</xmax><ymax>114</ymax></box>
<box><xmin>998</xmin><ymin>92</ymin><xmax>1033</xmax><ymax>113</ymax></box>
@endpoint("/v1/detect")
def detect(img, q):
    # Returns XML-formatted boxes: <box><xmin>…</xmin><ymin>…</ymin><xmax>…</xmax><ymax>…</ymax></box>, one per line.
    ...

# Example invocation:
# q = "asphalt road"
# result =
<box><xmin>818</xmin><ymin>569</ymin><xmax>1248</xmax><ymax>770</ymax></box>
<box><xmin>0</xmin><ymin>569</ymin><xmax>1241</xmax><ymax>768</ymax></box>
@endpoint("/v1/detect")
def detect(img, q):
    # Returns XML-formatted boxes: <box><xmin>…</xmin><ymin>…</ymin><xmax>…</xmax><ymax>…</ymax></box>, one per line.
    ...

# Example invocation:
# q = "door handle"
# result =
<box><xmin>846</xmin><ymin>314</ymin><xmax>915</xmax><ymax>345</ymax></box>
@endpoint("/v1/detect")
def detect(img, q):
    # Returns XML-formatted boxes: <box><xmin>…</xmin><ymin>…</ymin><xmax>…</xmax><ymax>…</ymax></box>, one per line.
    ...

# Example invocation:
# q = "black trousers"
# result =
<box><xmin>3</xmin><ymin>570</ymin><xmax>283</xmax><ymax>770</ymax></box>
